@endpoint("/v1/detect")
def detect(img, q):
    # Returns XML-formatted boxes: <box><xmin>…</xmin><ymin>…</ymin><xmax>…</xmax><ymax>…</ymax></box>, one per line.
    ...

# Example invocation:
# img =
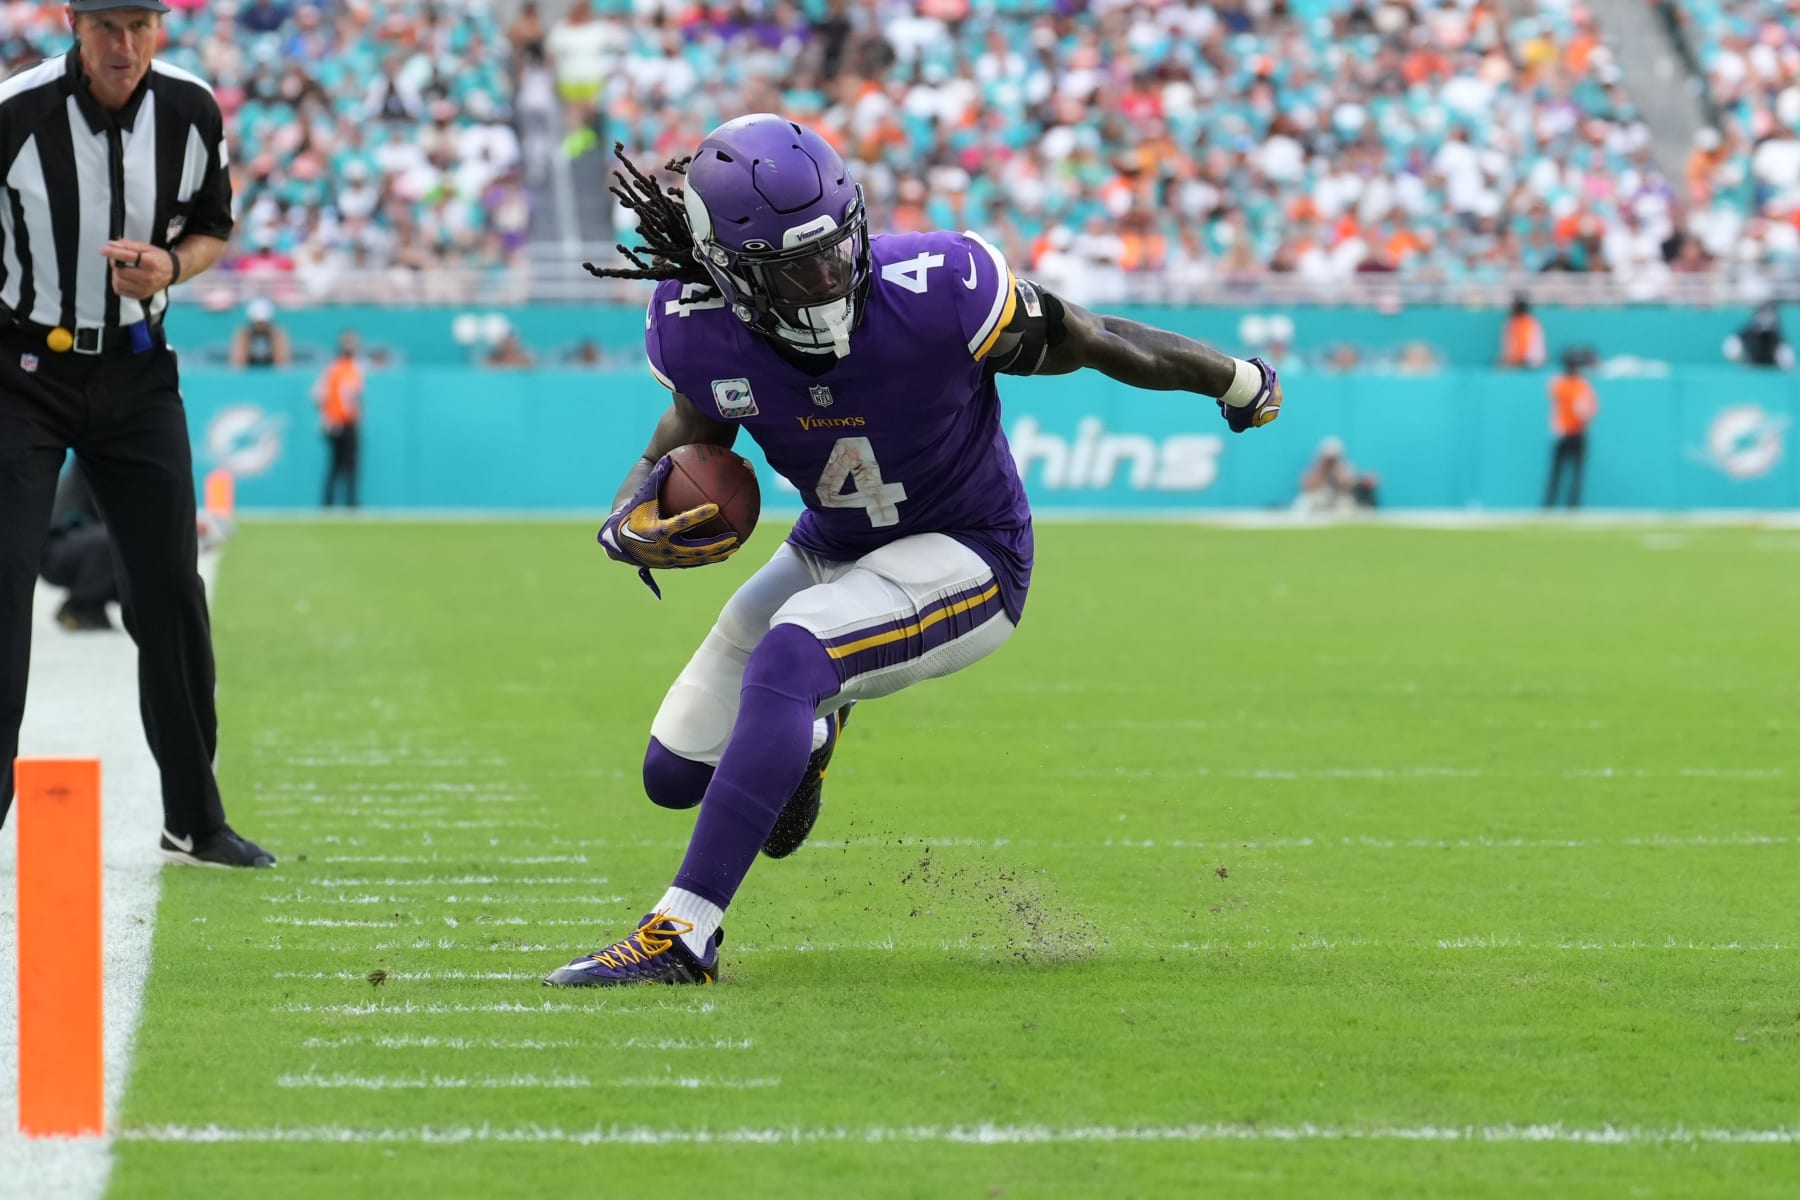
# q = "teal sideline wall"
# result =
<box><xmin>171</xmin><ymin>302</ymin><xmax>1775</xmax><ymax>369</ymax></box>
<box><xmin>184</xmin><ymin>366</ymin><xmax>1796</xmax><ymax>512</ymax></box>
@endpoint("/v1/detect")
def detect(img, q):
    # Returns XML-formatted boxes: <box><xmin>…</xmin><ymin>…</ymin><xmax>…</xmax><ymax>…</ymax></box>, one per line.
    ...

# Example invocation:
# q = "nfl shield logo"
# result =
<box><xmin>809</xmin><ymin>384</ymin><xmax>834</xmax><ymax>408</ymax></box>
<box><xmin>20</xmin><ymin>353</ymin><xmax>37</xmax><ymax>373</ymax></box>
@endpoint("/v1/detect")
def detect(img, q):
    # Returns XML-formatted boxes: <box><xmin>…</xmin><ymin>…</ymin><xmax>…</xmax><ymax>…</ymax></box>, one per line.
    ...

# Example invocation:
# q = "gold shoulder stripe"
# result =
<box><xmin>972</xmin><ymin>271</ymin><xmax>1018</xmax><ymax>362</ymax></box>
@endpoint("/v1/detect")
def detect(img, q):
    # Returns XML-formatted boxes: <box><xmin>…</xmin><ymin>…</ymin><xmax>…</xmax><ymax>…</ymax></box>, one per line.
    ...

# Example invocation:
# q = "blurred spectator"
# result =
<box><xmin>235</xmin><ymin>235</ymin><xmax>296</xmax><ymax>277</ymax></box>
<box><xmin>238</xmin><ymin>0</ymin><xmax>289</xmax><ymax>35</ymax></box>
<box><xmin>1723</xmin><ymin>302</ymin><xmax>1795</xmax><ymax>368</ymax></box>
<box><xmin>228</xmin><ymin>298</ymin><xmax>292</xmax><ymax>369</ymax></box>
<box><xmin>41</xmin><ymin>462</ymin><xmax>117</xmax><ymax>633</ymax></box>
<box><xmin>1544</xmin><ymin>348</ymin><xmax>1599</xmax><ymax>508</ymax></box>
<box><xmin>813</xmin><ymin>0</ymin><xmax>854</xmax><ymax>81</ymax></box>
<box><xmin>562</xmin><ymin>337</ymin><xmax>607</xmax><ymax>367</ymax></box>
<box><xmin>1499</xmin><ymin>296</ymin><xmax>1548</xmax><ymax>369</ymax></box>
<box><xmin>506</xmin><ymin>1</ymin><xmax>546</xmax><ymax>60</ymax></box>
<box><xmin>1295</xmin><ymin>437</ymin><xmax>1380</xmax><ymax>514</ymax></box>
<box><xmin>547</xmin><ymin>0</ymin><xmax>617</xmax><ymax>157</ymax></box>
<box><xmin>486</xmin><ymin>331</ymin><xmax>537</xmax><ymax>369</ymax></box>
<box><xmin>1397</xmin><ymin>342</ymin><xmax>1443</xmax><ymax>374</ymax></box>
<box><xmin>515</xmin><ymin>45</ymin><xmax>560</xmax><ymax>185</ymax></box>
<box><xmin>314</xmin><ymin>331</ymin><xmax>365</xmax><ymax>509</ymax></box>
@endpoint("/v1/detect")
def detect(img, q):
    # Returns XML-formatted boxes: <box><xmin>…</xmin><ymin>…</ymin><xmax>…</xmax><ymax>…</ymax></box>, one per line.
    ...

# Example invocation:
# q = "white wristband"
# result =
<box><xmin>1220</xmin><ymin>357</ymin><xmax>1263</xmax><ymax>408</ymax></box>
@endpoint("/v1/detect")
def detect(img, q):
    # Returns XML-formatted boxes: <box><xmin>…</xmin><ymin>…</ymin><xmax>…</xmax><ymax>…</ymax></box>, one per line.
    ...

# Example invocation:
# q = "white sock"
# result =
<box><xmin>653</xmin><ymin>887</ymin><xmax>724</xmax><ymax>956</ymax></box>
<box><xmin>810</xmin><ymin>716</ymin><xmax>829</xmax><ymax>753</ymax></box>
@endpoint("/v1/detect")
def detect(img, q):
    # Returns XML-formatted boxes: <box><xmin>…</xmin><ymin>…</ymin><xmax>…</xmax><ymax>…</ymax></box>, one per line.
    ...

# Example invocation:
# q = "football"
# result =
<box><xmin>659</xmin><ymin>443</ymin><xmax>761</xmax><ymax>546</ymax></box>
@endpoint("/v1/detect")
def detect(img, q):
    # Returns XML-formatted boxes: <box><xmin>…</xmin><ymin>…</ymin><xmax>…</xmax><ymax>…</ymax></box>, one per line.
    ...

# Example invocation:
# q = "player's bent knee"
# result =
<box><xmin>648</xmin><ymin>673</ymin><xmax>740</xmax><ymax>767</ymax></box>
<box><xmin>742</xmin><ymin>622</ymin><xmax>842</xmax><ymax>707</ymax></box>
<box><xmin>713</xmin><ymin>597</ymin><xmax>771</xmax><ymax>654</ymax></box>
<box><xmin>641</xmin><ymin>737</ymin><xmax>712</xmax><ymax>810</ymax></box>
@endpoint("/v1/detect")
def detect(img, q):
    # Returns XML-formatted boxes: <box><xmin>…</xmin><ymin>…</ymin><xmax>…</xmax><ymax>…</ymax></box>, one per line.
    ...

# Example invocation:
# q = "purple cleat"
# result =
<box><xmin>543</xmin><ymin>913</ymin><xmax>723</xmax><ymax>987</ymax></box>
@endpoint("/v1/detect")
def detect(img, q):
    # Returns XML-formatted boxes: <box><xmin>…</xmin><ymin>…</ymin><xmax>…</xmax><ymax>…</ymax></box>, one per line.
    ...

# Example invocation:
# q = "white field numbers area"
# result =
<box><xmin>0</xmin><ymin>556</ymin><xmax>218</xmax><ymax>1200</ymax></box>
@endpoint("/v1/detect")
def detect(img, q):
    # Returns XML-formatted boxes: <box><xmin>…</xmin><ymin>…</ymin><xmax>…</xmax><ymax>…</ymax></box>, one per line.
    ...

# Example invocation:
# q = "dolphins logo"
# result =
<box><xmin>1695</xmin><ymin>405</ymin><xmax>1787</xmax><ymax>481</ymax></box>
<box><xmin>206</xmin><ymin>405</ymin><xmax>288</xmax><ymax>478</ymax></box>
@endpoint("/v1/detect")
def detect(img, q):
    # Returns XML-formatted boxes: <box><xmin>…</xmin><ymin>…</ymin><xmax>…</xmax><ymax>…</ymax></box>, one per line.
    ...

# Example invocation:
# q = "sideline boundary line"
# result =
<box><xmin>0</xmin><ymin>554</ymin><xmax>220</xmax><ymax>1199</ymax></box>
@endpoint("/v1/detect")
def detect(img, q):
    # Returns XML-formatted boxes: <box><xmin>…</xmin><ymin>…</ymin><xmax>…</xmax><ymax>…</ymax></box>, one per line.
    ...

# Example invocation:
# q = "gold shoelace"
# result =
<box><xmin>588</xmin><ymin>912</ymin><xmax>695</xmax><ymax>970</ymax></box>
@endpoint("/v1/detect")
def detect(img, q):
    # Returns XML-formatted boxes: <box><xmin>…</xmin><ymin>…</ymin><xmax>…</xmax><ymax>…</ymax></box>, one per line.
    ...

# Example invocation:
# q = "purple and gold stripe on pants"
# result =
<box><xmin>821</xmin><ymin>579</ymin><xmax>1004</xmax><ymax>683</ymax></box>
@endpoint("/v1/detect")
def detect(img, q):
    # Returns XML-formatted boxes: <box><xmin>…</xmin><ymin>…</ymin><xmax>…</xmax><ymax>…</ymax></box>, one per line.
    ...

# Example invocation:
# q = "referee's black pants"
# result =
<box><xmin>0</xmin><ymin>335</ymin><xmax>225</xmax><ymax>835</ymax></box>
<box><xmin>323</xmin><ymin>423</ymin><xmax>359</xmax><ymax>508</ymax></box>
<box><xmin>1543</xmin><ymin>432</ymin><xmax>1587</xmax><ymax>509</ymax></box>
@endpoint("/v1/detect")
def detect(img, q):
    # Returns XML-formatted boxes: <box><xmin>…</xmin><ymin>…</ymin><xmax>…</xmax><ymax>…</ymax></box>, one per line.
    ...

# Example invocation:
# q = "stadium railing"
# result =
<box><xmin>191</xmin><ymin>264</ymin><xmax>1800</xmax><ymax>309</ymax></box>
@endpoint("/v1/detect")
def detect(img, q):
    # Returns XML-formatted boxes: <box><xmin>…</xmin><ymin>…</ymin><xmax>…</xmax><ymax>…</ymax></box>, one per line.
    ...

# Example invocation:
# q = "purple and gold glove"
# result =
<box><xmin>598</xmin><ymin>456</ymin><xmax>739</xmax><ymax>575</ymax></box>
<box><xmin>1217</xmin><ymin>357</ymin><xmax>1282</xmax><ymax>433</ymax></box>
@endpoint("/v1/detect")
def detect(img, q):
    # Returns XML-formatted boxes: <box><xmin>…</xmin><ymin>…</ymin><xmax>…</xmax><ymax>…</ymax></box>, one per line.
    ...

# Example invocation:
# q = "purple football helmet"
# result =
<box><xmin>682</xmin><ymin>114</ymin><xmax>871</xmax><ymax>357</ymax></box>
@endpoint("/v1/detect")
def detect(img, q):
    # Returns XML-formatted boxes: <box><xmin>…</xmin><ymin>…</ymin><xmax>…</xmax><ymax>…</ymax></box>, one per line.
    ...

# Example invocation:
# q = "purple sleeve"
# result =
<box><xmin>945</xmin><ymin>230</ymin><xmax>1018</xmax><ymax>363</ymax></box>
<box><xmin>644</xmin><ymin>285</ymin><xmax>677</xmax><ymax>390</ymax></box>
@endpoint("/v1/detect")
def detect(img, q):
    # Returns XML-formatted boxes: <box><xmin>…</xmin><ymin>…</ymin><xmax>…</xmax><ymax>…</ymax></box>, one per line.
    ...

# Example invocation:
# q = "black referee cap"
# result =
<box><xmin>70</xmin><ymin>0</ymin><xmax>172</xmax><ymax>11</ymax></box>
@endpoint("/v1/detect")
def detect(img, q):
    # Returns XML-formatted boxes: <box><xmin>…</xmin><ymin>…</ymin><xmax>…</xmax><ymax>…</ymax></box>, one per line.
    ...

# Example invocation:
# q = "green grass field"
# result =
<box><xmin>110</xmin><ymin>519</ymin><xmax>1800</xmax><ymax>1198</ymax></box>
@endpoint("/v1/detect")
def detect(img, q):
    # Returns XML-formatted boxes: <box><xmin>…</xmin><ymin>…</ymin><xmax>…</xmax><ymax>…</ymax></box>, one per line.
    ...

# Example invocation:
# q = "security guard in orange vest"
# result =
<box><xmin>1500</xmin><ymin>295</ymin><xmax>1547</xmax><ymax>369</ymax></box>
<box><xmin>1544</xmin><ymin>348</ymin><xmax>1598</xmax><ymax>508</ymax></box>
<box><xmin>314</xmin><ymin>330</ymin><xmax>366</xmax><ymax>508</ymax></box>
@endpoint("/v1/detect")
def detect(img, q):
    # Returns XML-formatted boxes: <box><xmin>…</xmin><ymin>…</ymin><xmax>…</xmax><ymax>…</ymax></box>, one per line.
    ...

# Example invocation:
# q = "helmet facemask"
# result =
<box><xmin>686</xmin><ymin>182</ymin><xmax>871</xmax><ymax>358</ymax></box>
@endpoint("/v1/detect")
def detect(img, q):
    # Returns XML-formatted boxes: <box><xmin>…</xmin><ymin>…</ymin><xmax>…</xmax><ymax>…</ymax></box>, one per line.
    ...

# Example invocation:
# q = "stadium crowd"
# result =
<box><xmin>0</xmin><ymin>0</ymin><xmax>529</xmax><ymax>299</ymax></box>
<box><xmin>1668</xmin><ymin>0</ymin><xmax>1800</xmax><ymax>273</ymax></box>
<box><xmin>0</xmin><ymin>0</ymin><xmax>1789</xmax><ymax>299</ymax></box>
<box><xmin>578</xmin><ymin>0</ymin><xmax>1746</xmax><ymax>300</ymax></box>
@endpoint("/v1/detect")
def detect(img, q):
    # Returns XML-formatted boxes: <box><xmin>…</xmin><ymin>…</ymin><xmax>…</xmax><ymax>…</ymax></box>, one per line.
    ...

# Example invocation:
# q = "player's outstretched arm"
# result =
<box><xmin>1032</xmin><ymin>295</ymin><xmax>1282</xmax><ymax>432</ymax></box>
<box><xmin>598</xmin><ymin>393</ymin><xmax>741</xmax><ymax>578</ymax></box>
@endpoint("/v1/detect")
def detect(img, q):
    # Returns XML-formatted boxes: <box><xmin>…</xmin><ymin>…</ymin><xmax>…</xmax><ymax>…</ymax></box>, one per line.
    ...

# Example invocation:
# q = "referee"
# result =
<box><xmin>0</xmin><ymin>0</ymin><xmax>274</xmax><ymax>867</ymax></box>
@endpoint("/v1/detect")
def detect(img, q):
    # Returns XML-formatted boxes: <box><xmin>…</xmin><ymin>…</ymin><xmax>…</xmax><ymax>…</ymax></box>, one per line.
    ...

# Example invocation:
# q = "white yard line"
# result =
<box><xmin>278</xmin><ymin>937</ymin><xmax>1798</xmax><ymax>958</ymax></box>
<box><xmin>288</xmin><ymin>876</ymin><xmax>599</xmax><ymax>886</ymax></box>
<box><xmin>270</xmin><ymin>1000</ymin><xmax>715</xmax><ymax>1016</ymax></box>
<box><xmin>0</xmin><ymin>554</ymin><xmax>218</xmax><ymax>1199</ymax></box>
<box><xmin>273</xmin><ymin>1072</ymin><xmax>777</xmax><ymax>1091</ymax></box>
<box><xmin>115</xmin><ymin>1121</ymin><xmax>1800</xmax><ymax>1147</ymax></box>
<box><xmin>1046</xmin><ymin>766</ymin><xmax>1787</xmax><ymax>781</ymax></box>
<box><xmin>295</xmin><ymin>1036</ymin><xmax>583</xmax><ymax>1050</ymax></box>
<box><xmin>261</xmin><ymin>894</ymin><xmax>626</xmax><ymax>907</ymax></box>
<box><xmin>276</xmin><ymin>1072</ymin><xmax>598</xmax><ymax>1090</ymax></box>
<box><xmin>548</xmin><ymin>832</ymin><xmax>1794</xmax><ymax>854</ymax></box>
<box><xmin>262</xmin><ymin>915</ymin><xmax>623</xmax><ymax>928</ymax></box>
<box><xmin>292</xmin><ymin>1035</ymin><xmax>751</xmax><ymax>1051</ymax></box>
<box><xmin>275</xmin><ymin>970</ymin><xmax>543</xmax><ymax>981</ymax></box>
<box><xmin>312</xmin><ymin>856</ymin><xmax>592</xmax><ymax>865</ymax></box>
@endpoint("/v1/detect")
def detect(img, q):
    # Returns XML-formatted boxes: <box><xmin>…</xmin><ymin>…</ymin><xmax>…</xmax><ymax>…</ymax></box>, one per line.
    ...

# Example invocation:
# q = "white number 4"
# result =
<box><xmin>663</xmin><ymin>282</ymin><xmax>727</xmax><ymax>317</ymax></box>
<box><xmin>879</xmin><ymin>252</ymin><xmax>943</xmax><ymax>295</ymax></box>
<box><xmin>816</xmin><ymin>436</ymin><xmax>907</xmax><ymax>527</ymax></box>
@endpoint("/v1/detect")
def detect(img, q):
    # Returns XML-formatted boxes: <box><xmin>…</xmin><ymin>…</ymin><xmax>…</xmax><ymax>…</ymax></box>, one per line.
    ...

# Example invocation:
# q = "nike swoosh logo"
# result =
<box><xmin>962</xmin><ymin>260</ymin><xmax>979</xmax><ymax>289</ymax></box>
<box><xmin>164</xmin><ymin>829</ymin><xmax>194</xmax><ymax>853</ymax></box>
<box><xmin>620</xmin><ymin>526</ymin><xmax>656</xmax><ymax>543</ymax></box>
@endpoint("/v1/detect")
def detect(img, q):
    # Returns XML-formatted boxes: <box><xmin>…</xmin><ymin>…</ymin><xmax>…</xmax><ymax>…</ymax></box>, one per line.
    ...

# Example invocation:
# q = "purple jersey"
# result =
<box><xmin>646</xmin><ymin>229</ymin><xmax>1034</xmax><ymax>622</ymax></box>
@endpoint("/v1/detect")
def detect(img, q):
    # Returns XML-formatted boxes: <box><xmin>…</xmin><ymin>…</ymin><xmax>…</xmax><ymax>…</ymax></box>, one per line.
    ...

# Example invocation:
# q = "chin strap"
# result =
<box><xmin>826</xmin><ymin>318</ymin><xmax>852</xmax><ymax>357</ymax></box>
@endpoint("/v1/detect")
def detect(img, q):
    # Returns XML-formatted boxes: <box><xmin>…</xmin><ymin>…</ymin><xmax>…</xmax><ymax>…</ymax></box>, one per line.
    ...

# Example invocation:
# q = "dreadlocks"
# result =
<box><xmin>582</xmin><ymin>145</ymin><xmax>715</xmax><ymax>292</ymax></box>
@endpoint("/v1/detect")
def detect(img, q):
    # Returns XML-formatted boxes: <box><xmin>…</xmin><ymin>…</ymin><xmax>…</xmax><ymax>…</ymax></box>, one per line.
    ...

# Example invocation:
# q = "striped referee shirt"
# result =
<box><xmin>0</xmin><ymin>49</ymin><xmax>232</xmax><ymax>333</ymax></box>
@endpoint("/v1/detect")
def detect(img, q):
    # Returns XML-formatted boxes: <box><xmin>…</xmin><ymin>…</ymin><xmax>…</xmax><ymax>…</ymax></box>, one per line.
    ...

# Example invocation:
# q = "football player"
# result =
<box><xmin>545</xmin><ymin>114</ymin><xmax>1281</xmax><ymax>986</ymax></box>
